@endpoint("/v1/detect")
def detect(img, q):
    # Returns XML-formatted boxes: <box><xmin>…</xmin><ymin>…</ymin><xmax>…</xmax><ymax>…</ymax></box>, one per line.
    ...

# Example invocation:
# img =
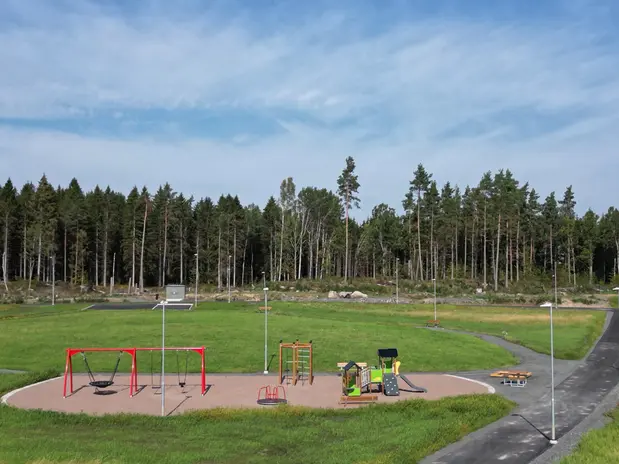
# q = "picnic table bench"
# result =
<box><xmin>490</xmin><ymin>370</ymin><xmax>532</xmax><ymax>387</ymax></box>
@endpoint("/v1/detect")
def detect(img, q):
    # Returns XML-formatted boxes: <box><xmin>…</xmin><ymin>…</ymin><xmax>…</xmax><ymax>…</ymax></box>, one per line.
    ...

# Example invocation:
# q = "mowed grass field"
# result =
<box><xmin>0</xmin><ymin>371</ymin><xmax>515</xmax><ymax>464</ymax></box>
<box><xmin>0</xmin><ymin>301</ymin><xmax>606</xmax><ymax>374</ymax></box>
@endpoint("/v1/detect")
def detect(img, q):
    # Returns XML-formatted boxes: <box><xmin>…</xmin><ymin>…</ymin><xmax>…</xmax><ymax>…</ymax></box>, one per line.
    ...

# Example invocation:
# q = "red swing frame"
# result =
<box><xmin>63</xmin><ymin>346</ymin><xmax>207</xmax><ymax>397</ymax></box>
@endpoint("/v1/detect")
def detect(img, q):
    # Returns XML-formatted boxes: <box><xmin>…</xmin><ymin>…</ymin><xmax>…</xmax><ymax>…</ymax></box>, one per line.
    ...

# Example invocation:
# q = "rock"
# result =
<box><xmin>328</xmin><ymin>291</ymin><xmax>339</xmax><ymax>299</ymax></box>
<box><xmin>351</xmin><ymin>291</ymin><xmax>368</xmax><ymax>299</ymax></box>
<box><xmin>338</xmin><ymin>291</ymin><xmax>352</xmax><ymax>298</ymax></box>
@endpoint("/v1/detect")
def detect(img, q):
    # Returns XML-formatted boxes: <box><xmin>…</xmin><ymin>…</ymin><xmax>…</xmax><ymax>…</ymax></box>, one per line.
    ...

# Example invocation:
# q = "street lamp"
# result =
<box><xmin>433</xmin><ymin>278</ymin><xmax>437</xmax><ymax>321</ymax></box>
<box><xmin>263</xmin><ymin>271</ymin><xmax>269</xmax><ymax>375</ymax></box>
<box><xmin>227</xmin><ymin>255</ymin><xmax>231</xmax><ymax>303</ymax></box>
<box><xmin>194</xmin><ymin>252</ymin><xmax>199</xmax><ymax>309</ymax></box>
<box><xmin>540</xmin><ymin>301</ymin><xmax>557</xmax><ymax>445</ymax></box>
<box><xmin>395</xmin><ymin>257</ymin><xmax>399</xmax><ymax>304</ymax></box>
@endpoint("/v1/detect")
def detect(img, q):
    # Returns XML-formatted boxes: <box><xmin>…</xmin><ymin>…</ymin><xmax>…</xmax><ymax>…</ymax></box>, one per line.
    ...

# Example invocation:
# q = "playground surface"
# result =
<box><xmin>2</xmin><ymin>372</ymin><xmax>491</xmax><ymax>416</ymax></box>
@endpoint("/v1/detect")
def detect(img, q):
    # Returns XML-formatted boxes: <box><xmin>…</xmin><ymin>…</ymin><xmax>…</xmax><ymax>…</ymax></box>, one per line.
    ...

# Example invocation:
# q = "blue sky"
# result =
<box><xmin>1</xmin><ymin>0</ymin><xmax>618</xmax><ymax>218</ymax></box>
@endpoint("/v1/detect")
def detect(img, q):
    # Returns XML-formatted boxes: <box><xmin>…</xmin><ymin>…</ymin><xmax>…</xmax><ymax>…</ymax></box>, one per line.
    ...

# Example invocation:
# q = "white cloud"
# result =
<box><xmin>0</xmin><ymin>0</ymin><xmax>618</xmax><ymax>217</ymax></box>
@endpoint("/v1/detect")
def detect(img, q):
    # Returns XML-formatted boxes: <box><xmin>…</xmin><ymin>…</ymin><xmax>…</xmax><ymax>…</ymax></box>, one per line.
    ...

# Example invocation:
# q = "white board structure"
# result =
<box><xmin>152</xmin><ymin>285</ymin><xmax>193</xmax><ymax>310</ymax></box>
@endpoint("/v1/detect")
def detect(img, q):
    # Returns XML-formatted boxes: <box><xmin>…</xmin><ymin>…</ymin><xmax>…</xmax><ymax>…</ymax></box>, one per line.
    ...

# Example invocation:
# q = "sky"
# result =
<box><xmin>1</xmin><ymin>0</ymin><xmax>618</xmax><ymax>219</ymax></box>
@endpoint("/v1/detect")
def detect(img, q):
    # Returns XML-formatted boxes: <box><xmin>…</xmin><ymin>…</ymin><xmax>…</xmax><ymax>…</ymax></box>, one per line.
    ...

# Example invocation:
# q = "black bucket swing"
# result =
<box><xmin>81</xmin><ymin>351</ymin><xmax>123</xmax><ymax>393</ymax></box>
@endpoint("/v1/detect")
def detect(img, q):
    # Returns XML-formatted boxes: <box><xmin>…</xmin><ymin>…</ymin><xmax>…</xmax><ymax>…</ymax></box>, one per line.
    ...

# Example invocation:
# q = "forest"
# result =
<box><xmin>1</xmin><ymin>157</ymin><xmax>618</xmax><ymax>292</ymax></box>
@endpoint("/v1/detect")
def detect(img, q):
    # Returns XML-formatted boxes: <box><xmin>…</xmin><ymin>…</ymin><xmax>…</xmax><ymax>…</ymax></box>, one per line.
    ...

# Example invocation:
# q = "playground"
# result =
<box><xmin>0</xmin><ymin>286</ymin><xmax>613</xmax><ymax>463</ymax></box>
<box><xmin>4</xmin><ymin>372</ymin><xmax>490</xmax><ymax>416</ymax></box>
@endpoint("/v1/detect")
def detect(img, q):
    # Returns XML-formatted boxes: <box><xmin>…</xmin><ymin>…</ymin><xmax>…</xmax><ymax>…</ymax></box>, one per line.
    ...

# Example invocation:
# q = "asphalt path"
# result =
<box><xmin>422</xmin><ymin>310</ymin><xmax>619</xmax><ymax>464</ymax></box>
<box><xmin>87</xmin><ymin>302</ymin><xmax>193</xmax><ymax>310</ymax></box>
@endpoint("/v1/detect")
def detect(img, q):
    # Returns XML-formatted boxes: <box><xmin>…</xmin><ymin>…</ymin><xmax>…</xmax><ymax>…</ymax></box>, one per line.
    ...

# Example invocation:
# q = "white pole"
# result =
<box><xmin>161</xmin><ymin>299</ymin><xmax>166</xmax><ymax>417</ymax></box>
<box><xmin>228</xmin><ymin>255</ymin><xmax>231</xmax><ymax>303</ymax></box>
<box><xmin>263</xmin><ymin>271</ymin><xmax>269</xmax><ymax>374</ymax></box>
<box><xmin>194</xmin><ymin>252</ymin><xmax>199</xmax><ymax>309</ymax></box>
<box><xmin>395</xmin><ymin>258</ymin><xmax>399</xmax><ymax>304</ymax></box>
<box><xmin>433</xmin><ymin>278</ymin><xmax>437</xmax><ymax>321</ymax></box>
<box><xmin>541</xmin><ymin>296</ymin><xmax>557</xmax><ymax>445</ymax></box>
<box><xmin>52</xmin><ymin>255</ymin><xmax>55</xmax><ymax>306</ymax></box>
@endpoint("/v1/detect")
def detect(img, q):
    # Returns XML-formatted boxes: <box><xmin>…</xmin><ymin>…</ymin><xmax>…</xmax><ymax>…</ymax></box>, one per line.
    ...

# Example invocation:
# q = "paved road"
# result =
<box><xmin>88</xmin><ymin>302</ymin><xmax>193</xmax><ymax>310</ymax></box>
<box><xmin>422</xmin><ymin>310</ymin><xmax>619</xmax><ymax>464</ymax></box>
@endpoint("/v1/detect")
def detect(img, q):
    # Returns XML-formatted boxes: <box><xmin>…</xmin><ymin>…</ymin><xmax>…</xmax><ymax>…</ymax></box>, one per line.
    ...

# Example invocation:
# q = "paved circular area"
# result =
<box><xmin>2</xmin><ymin>373</ymin><xmax>491</xmax><ymax>416</ymax></box>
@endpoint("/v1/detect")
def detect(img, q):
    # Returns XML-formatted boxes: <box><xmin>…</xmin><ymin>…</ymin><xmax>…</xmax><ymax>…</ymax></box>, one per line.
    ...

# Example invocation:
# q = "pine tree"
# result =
<box><xmin>337</xmin><ymin>157</ymin><xmax>360</xmax><ymax>283</ymax></box>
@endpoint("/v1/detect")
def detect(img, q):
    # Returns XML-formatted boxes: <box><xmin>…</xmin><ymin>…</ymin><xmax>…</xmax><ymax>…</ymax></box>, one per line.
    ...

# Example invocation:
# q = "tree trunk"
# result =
<box><xmin>63</xmin><ymin>225</ymin><xmax>67</xmax><ymax>282</ymax></box>
<box><xmin>95</xmin><ymin>226</ymin><xmax>99</xmax><ymax>286</ymax></box>
<box><xmin>516</xmin><ymin>221</ymin><xmax>520</xmax><ymax>282</ymax></box>
<box><xmin>417</xmin><ymin>192</ymin><xmax>423</xmax><ymax>280</ymax></box>
<box><xmin>241</xmin><ymin>232</ymin><xmax>248</xmax><ymax>287</ymax></box>
<box><xmin>37</xmin><ymin>230</ymin><xmax>42</xmax><ymax>280</ymax></box>
<box><xmin>494</xmin><ymin>214</ymin><xmax>501</xmax><ymax>291</ymax></box>
<box><xmin>139</xmin><ymin>203</ymin><xmax>148</xmax><ymax>291</ymax></box>
<box><xmin>233</xmin><ymin>228</ymin><xmax>237</xmax><ymax>287</ymax></box>
<box><xmin>344</xmin><ymin>189</ymin><xmax>349</xmax><ymax>283</ymax></box>
<box><xmin>504</xmin><ymin>221</ymin><xmax>509</xmax><ymax>289</ymax></box>
<box><xmin>217</xmin><ymin>226</ymin><xmax>222</xmax><ymax>290</ymax></box>
<box><xmin>483</xmin><ymin>201</ymin><xmax>488</xmax><ymax>285</ymax></box>
<box><xmin>278</xmin><ymin>208</ymin><xmax>285</xmax><ymax>281</ymax></box>
<box><xmin>162</xmin><ymin>206</ymin><xmax>168</xmax><ymax>287</ymax></box>
<box><xmin>131</xmin><ymin>216</ymin><xmax>136</xmax><ymax>293</ymax></box>
<box><xmin>549</xmin><ymin>225</ymin><xmax>554</xmax><ymax>272</ymax></box>
<box><xmin>589</xmin><ymin>243</ymin><xmax>594</xmax><ymax>284</ymax></box>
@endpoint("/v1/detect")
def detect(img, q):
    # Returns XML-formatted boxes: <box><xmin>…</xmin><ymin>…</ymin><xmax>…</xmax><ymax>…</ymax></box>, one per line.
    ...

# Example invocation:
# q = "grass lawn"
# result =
<box><xmin>560</xmin><ymin>407</ymin><xmax>619</xmax><ymax>463</ymax></box>
<box><xmin>0</xmin><ymin>301</ymin><xmax>519</xmax><ymax>373</ymax></box>
<box><xmin>0</xmin><ymin>301</ymin><xmax>606</xmax><ymax>374</ymax></box>
<box><xmin>0</xmin><ymin>371</ymin><xmax>515</xmax><ymax>464</ymax></box>
<box><xmin>274</xmin><ymin>302</ymin><xmax>606</xmax><ymax>360</ymax></box>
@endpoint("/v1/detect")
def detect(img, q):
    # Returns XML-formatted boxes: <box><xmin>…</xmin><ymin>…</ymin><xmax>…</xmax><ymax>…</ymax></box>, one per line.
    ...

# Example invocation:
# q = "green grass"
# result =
<box><xmin>269</xmin><ymin>302</ymin><xmax>606</xmax><ymax>360</ymax></box>
<box><xmin>0</xmin><ymin>303</ymin><xmax>88</xmax><ymax>320</ymax></box>
<box><xmin>611</xmin><ymin>295</ymin><xmax>618</xmax><ymax>309</ymax></box>
<box><xmin>0</xmin><ymin>301</ymin><xmax>606</xmax><ymax>374</ymax></box>
<box><xmin>0</xmin><ymin>371</ymin><xmax>515</xmax><ymax>464</ymax></box>
<box><xmin>560</xmin><ymin>407</ymin><xmax>619</xmax><ymax>463</ymax></box>
<box><xmin>0</xmin><ymin>302</ymin><xmax>519</xmax><ymax>373</ymax></box>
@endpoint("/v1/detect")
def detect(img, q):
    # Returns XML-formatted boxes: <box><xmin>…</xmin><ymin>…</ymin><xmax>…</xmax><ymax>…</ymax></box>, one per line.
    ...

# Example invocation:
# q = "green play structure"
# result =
<box><xmin>339</xmin><ymin>348</ymin><xmax>426</xmax><ymax>404</ymax></box>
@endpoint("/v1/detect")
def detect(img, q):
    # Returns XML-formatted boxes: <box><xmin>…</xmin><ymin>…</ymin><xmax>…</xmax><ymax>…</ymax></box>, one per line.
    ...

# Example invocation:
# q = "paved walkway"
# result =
<box><xmin>422</xmin><ymin>310</ymin><xmax>619</xmax><ymax>464</ymax></box>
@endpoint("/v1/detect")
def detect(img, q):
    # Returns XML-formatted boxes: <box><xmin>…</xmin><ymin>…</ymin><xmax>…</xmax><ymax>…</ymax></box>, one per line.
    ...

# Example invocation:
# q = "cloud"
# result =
<box><xmin>0</xmin><ymin>0</ymin><xmax>618</xmax><ymax>218</ymax></box>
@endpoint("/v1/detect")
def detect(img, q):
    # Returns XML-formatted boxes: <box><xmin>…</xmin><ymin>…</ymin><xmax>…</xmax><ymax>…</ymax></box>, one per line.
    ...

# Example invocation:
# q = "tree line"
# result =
<box><xmin>1</xmin><ymin>158</ymin><xmax>618</xmax><ymax>293</ymax></box>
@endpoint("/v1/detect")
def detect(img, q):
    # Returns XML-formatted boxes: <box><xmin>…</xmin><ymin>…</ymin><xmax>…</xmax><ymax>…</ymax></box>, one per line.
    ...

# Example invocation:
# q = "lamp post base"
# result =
<box><xmin>549</xmin><ymin>439</ymin><xmax>558</xmax><ymax>445</ymax></box>
<box><xmin>263</xmin><ymin>370</ymin><xmax>269</xmax><ymax>375</ymax></box>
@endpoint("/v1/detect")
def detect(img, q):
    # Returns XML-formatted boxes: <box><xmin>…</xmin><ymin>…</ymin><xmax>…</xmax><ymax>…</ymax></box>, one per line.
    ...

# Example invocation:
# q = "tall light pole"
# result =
<box><xmin>194</xmin><ymin>252</ymin><xmax>199</xmax><ymax>309</ymax></box>
<box><xmin>263</xmin><ymin>271</ymin><xmax>269</xmax><ymax>374</ymax></box>
<box><xmin>540</xmin><ymin>300</ymin><xmax>557</xmax><ymax>445</ymax></box>
<box><xmin>395</xmin><ymin>257</ymin><xmax>399</xmax><ymax>304</ymax></box>
<box><xmin>161</xmin><ymin>297</ymin><xmax>167</xmax><ymax>417</ymax></box>
<box><xmin>228</xmin><ymin>255</ymin><xmax>232</xmax><ymax>303</ymax></box>
<box><xmin>433</xmin><ymin>277</ymin><xmax>437</xmax><ymax>321</ymax></box>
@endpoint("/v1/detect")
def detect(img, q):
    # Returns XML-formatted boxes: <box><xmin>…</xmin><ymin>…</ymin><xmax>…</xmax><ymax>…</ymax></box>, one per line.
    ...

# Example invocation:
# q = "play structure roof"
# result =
<box><xmin>377</xmin><ymin>348</ymin><xmax>398</xmax><ymax>358</ymax></box>
<box><xmin>342</xmin><ymin>361</ymin><xmax>362</xmax><ymax>372</ymax></box>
